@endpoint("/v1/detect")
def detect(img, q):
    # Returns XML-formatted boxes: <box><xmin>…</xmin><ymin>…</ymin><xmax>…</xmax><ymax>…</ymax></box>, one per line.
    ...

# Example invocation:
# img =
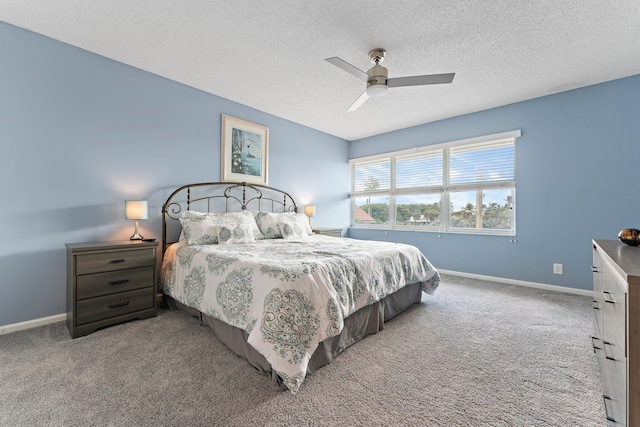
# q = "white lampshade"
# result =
<box><xmin>125</xmin><ymin>200</ymin><xmax>148</xmax><ymax>220</ymax></box>
<box><xmin>304</xmin><ymin>205</ymin><xmax>316</xmax><ymax>217</ymax></box>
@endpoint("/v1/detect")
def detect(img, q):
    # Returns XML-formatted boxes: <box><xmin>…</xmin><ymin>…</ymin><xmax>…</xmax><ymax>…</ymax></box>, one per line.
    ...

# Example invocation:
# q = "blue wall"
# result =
<box><xmin>0</xmin><ymin>22</ymin><xmax>349</xmax><ymax>326</ymax></box>
<box><xmin>350</xmin><ymin>74</ymin><xmax>640</xmax><ymax>291</ymax></box>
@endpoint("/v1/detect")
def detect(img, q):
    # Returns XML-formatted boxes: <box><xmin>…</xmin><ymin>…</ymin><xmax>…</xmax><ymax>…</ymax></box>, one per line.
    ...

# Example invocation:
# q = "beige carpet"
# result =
<box><xmin>0</xmin><ymin>275</ymin><xmax>605</xmax><ymax>426</ymax></box>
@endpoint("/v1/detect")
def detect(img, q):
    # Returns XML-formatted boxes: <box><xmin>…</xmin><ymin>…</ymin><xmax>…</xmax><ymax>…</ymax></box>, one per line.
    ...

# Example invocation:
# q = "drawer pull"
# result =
<box><xmin>110</xmin><ymin>259</ymin><xmax>126</xmax><ymax>264</ymax></box>
<box><xmin>603</xmin><ymin>341</ymin><xmax>618</xmax><ymax>361</ymax></box>
<box><xmin>603</xmin><ymin>395</ymin><xmax>616</xmax><ymax>423</ymax></box>
<box><xmin>591</xmin><ymin>336</ymin><xmax>602</xmax><ymax>351</ymax></box>
<box><xmin>602</xmin><ymin>291</ymin><xmax>615</xmax><ymax>304</ymax></box>
<box><xmin>107</xmin><ymin>301</ymin><xmax>130</xmax><ymax>309</ymax></box>
<box><xmin>592</xmin><ymin>266</ymin><xmax>599</xmax><ymax>273</ymax></box>
<box><xmin>107</xmin><ymin>279</ymin><xmax>130</xmax><ymax>286</ymax></box>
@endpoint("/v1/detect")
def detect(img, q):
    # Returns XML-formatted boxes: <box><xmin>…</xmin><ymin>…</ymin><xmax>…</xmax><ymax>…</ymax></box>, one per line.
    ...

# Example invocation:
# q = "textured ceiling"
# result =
<box><xmin>1</xmin><ymin>1</ymin><xmax>639</xmax><ymax>141</ymax></box>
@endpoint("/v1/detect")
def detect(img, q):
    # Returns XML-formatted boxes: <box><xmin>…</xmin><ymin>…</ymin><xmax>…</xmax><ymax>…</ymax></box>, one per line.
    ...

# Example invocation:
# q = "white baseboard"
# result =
<box><xmin>438</xmin><ymin>269</ymin><xmax>593</xmax><ymax>297</ymax></box>
<box><xmin>0</xmin><ymin>313</ymin><xmax>66</xmax><ymax>335</ymax></box>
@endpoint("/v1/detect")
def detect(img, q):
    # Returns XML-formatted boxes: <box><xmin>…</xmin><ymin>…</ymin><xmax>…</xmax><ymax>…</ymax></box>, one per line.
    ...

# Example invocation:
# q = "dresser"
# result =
<box><xmin>592</xmin><ymin>239</ymin><xmax>640</xmax><ymax>426</ymax></box>
<box><xmin>66</xmin><ymin>240</ymin><xmax>158</xmax><ymax>338</ymax></box>
<box><xmin>312</xmin><ymin>227</ymin><xmax>343</xmax><ymax>237</ymax></box>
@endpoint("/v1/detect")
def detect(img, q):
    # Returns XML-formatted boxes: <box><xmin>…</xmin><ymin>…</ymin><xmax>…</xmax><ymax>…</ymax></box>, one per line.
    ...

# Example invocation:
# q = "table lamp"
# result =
<box><xmin>304</xmin><ymin>205</ymin><xmax>316</xmax><ymax>227</ymax></box>
<box><xmin>125</xmin><ymin>200</ymin><xmax>148</xmax><ymax>240</ymax></box>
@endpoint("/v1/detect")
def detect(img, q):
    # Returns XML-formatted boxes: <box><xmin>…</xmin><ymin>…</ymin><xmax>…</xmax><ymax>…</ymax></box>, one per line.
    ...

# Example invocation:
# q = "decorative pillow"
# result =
<box><xmin>277</xmin><ymin>220</ymin><xmax>307</xmax><ymax>240</ymax></box>
<box><xmin>217</xmin><ymin>223</ymin><xmax>256</xmax><ymax>245</ymax></box>
<box><xmin>290</xmin><ymin>212</ymin><xmax>313</xmax><ymax>236</ymax></box>
<box><xmin>254</xmin><ymin>212</ymin><xmax>281</xmax><ymax>239</ymax></box>
<box><xmin>177</xmin><ymin>210</ymin><xmax>205</xmax><ymax>242</ymax></box>
<box><xmin>179</xmin><ymin>214</ymin><xmax>218</xmax><ymax>245</ymax></box>
<box><xmin>228</xmin><ymin>211</ymin><xmax>264</xmax><ymax>241</ymax></box>
<box><xmin>254</xmin><ymin>212</ymin><xmax>312</xmax><ymax>239</ymax></box>
<box><xmin>179</xmin><ymin>210</ymin><xmax>263</xmax><ymax>245</ymax></box>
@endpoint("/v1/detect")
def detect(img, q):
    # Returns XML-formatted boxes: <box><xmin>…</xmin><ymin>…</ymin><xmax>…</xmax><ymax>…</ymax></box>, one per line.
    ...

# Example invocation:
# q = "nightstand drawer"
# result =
<box><xmin>77</xmin><ymin>266</ymin><xmax>154</xmax><ymax>300</ymax></box>
<box><xmin>76</xmin><ymin>287</ymin><xmax>154</xmax><ymax>326</ymax></box>
<box><xmin>76</xmin><ymin>248</ymin><xmax>155</xmax><ymax>275</ymax></box>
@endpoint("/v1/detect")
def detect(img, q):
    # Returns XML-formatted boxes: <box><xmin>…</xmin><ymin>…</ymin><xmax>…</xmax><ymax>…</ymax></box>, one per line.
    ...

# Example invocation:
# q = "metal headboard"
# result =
<box><xmin>161</xmin><ymin>181</ymin><xmax>298</xmax><ymax>254</ymax></box>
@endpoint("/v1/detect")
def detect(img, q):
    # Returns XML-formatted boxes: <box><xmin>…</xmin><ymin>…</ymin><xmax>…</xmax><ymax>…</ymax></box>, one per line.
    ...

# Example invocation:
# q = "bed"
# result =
<box><xmin>160</xmin><ymin>182</ymin><xmax>440</xmax><ymax>393</ymax></box>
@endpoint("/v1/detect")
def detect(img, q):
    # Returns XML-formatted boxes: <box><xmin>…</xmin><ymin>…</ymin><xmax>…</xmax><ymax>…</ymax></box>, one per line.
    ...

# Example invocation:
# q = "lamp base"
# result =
<box><xmin>130</xmin><ymin>220</ymin><xmax>143</xmax><ymax>240</ymax></box>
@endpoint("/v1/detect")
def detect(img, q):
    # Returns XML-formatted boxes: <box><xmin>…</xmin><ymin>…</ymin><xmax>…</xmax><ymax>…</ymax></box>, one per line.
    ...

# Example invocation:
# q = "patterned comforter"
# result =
<box><xmin>161</xmin><ymin>235</ymin><xmax>440</xmax><ymax>393</ymax></box>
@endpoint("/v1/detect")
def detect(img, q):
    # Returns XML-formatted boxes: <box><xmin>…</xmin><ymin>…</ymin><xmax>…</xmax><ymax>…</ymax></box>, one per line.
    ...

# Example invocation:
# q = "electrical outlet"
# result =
<box><xmin>553</xmin><ymin>263</ymin><xmax>563</xmax><ymax>275</ymax></box>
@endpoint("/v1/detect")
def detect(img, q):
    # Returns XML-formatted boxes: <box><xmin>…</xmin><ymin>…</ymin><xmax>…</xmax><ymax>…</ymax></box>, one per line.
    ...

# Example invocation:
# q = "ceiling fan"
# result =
<box><xmin>325</xmin><ymin>48</ymin><xmax>455</xmax><ymax>112</ymax></box>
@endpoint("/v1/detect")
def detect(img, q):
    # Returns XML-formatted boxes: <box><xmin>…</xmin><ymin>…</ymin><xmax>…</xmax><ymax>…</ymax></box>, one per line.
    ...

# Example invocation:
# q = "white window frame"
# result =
<box><xmin>350</xmin><ymin>130</ymin><xmax>520</xmax><ymax>236</ymax></box>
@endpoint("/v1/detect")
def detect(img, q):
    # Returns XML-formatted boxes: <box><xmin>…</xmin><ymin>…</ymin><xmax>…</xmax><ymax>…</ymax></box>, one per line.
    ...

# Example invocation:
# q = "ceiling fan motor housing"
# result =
<box><xmin>366</xmin><ymin>64</ymin><xmax>388</xmax><ymax>97</ymax></box>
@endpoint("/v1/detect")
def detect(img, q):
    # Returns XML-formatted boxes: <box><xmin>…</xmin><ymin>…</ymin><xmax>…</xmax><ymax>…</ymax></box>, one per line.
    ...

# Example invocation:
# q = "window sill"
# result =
<box><xmin>349</xmin><ymin>225</ymin><xmax>515</xmax><ymax>237</ymax></box>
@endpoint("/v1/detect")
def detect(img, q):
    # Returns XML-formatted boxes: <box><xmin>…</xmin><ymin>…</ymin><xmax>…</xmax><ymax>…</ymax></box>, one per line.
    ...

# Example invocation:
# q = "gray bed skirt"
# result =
<box><xmin>165</xmin><ymin>282</ymin><xmax>423</xmax><ymax>391</ymax></box>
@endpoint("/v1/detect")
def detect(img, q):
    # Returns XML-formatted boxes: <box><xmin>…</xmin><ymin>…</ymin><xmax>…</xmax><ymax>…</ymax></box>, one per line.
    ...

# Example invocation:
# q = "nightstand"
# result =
<box><xmin>66</xmin><ymin>240</ymin><xmax>158</xmax><ymax>338</ymax></box>
<box><xmin>312</xmin><ymin>227</ymin><xmax>343</xmax><ymax>237</ymax></box>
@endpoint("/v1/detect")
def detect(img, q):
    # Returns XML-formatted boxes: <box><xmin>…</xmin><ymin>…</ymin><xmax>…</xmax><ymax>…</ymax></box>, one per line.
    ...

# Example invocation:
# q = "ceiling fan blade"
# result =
<box><xmin>387</xmin><ymin>73</ymin><xmax>455</xmax><ymax>88</ymax></box>
<box><xmin>326</xmin><ymin>57</ymin><xmax>368</xmax><ymax>82</ymax></box>
<box><xmin>347</xmin><ymin>91</ymin><xmax>370</xmax><ymax>112</ymax></box>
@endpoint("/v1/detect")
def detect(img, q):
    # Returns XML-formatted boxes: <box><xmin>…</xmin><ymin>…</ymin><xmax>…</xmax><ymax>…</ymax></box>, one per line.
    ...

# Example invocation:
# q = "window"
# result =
<box><xmin>350</xmin><ymin>131</ymin><xmax>519</xmax><ymax>235</ymax></box>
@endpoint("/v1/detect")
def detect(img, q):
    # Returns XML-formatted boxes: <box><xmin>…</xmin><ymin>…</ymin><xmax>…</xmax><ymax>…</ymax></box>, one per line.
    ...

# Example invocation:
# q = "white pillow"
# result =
<box><xmin>217</xmin><ymin>223</ymin><xmax>256</xmax><ymax>245</ymax></box>
<box><xmin>277</xmin><ymin>221</ymin><xmax>307</xmax><ymax>240</ymax></box>
<box><xmin>179</xmin><ymin>210</ymin><xmax>263</xmax><ymax>245</ymax></box>
<box><xmin>230</xmin><ymin>211</ymin><xmax>264</xmax><ymax>241</ymax></box>
<box><xmin>254</xmin><ymin>212</ymin><xmax>280</xmax><ymax>239</ymax></box>
<box><xmin>179</xmin><ymin>214</ymin><xmax>218</xmax><ymax>245</ymax></box>
<box><xmin>254</xmin><ymin>212</ymin><xmax>311</xmax><ymax>239</ymax></box>
<box><xmin>293</xmin><ymin>212</ymin><xmax>313</xmax><ymax>235</ymax></box>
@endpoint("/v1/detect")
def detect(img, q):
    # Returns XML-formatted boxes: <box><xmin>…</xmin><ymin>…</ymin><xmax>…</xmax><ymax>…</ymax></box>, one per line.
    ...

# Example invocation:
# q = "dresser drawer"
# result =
<box><xmin>602</xmin><ymin>284</ymin><xmax>626</xmax><ymax>362</ymax></box>
<box><xmin>76</xmin><ymin>288</ymin><xmax>154</xmax><ymax>326</ymax></box>
<box><xmin>592</xmin><ymin>297</ymin><xmax>602</xmax><ymax>339</ymax></box>
<box><xmin>77</xmin><ymin>266</ymin><xmax>154</xmax><ymax>300</ymax></box>
<box><xmin>76</xmin><ymin>248</ymin><xmax>155</xmax><ymax>275</ymax></box>
<box><xmin>602</xmin><ymin>356</ymin><xmax>627</xmax><ymax>426</ymax></box>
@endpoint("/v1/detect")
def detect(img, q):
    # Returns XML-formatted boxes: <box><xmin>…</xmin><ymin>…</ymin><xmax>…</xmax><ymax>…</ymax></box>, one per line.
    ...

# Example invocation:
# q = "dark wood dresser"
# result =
<box><xmin>592</xmin><ymin>239</ymin><xmax>640</xmax><ymax>426</ymax></box>
<box><xmin>66</xmin><ymin>240</ymin><xmax>158</xmax><ymax>338</ymax></box>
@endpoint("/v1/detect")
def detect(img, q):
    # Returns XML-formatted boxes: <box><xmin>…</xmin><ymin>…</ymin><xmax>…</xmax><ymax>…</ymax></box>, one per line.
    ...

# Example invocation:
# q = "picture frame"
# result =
<box><xmin>221</xmin><ymin>114</ymin><xmax>269</xmax><ymax>185</ymax></box>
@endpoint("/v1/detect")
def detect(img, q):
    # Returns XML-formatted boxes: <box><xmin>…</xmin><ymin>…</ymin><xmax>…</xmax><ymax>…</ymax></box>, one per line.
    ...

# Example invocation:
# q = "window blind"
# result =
<box><xmin>449</xmin><ymin>139</ymin><xmax>514</xmax><ymax>185</ymax></box>
<box><xmin>353</xmin><ymin>159</ymin><xmax>391</xmax><ymax>192</ymax></box>
<box><xmin>396</xmin><ymin>150</ymin><xmax>443</xmax><ymax>189</ymax></box>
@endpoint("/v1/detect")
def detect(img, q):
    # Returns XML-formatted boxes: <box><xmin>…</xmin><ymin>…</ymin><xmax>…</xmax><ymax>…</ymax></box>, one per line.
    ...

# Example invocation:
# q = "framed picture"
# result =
<box><xmin>221</xmin><ymin>114</ymin><xmax>269</xmax><ymax>185</ymax></box>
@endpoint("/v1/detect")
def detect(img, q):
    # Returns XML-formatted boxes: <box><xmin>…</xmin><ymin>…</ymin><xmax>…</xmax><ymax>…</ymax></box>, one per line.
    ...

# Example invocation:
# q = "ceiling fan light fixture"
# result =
<box><xmin>366</xmin><ymin>84</ymin><xmax>388</xmax><ymax>97</ymax></box>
